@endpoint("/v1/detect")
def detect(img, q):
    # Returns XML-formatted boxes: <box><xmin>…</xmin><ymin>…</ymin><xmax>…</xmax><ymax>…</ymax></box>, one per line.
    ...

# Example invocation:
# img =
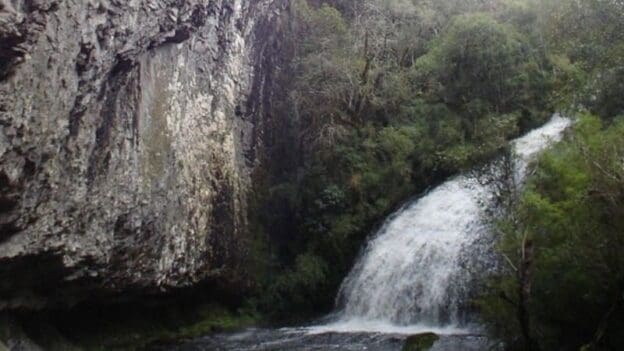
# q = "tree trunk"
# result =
<box><xmin>518</xmin><ymin>234</ymin><xmax>540</xmax><ymax>351</ymax></box>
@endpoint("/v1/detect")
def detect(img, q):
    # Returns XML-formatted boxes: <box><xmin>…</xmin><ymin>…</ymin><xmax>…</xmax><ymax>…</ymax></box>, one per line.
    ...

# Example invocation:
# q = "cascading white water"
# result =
<box><xmin>309</xmin><ymin>115</ymin><xmax>571</xmax><ymax>335</ymax></box>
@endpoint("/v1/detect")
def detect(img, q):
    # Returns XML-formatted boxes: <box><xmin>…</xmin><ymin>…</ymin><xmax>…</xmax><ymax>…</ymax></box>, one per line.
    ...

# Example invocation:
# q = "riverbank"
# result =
<box><xmin>0</xmin><ymin>296</ymin><xmax>260</xmax><ymax>351</ymax></box>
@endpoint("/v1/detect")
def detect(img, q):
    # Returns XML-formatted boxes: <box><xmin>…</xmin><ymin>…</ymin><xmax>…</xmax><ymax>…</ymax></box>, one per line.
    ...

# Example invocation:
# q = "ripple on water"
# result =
<box><xmin>154</xmin><ymin>328</ymin><xmax>490</xmax><ymax>351</ymax></box>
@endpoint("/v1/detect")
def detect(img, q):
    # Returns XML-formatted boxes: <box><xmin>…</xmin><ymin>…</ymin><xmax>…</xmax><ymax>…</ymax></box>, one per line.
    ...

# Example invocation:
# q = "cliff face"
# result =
<box><xmin>0</xmin><ymin>0</ymin><xmax>281</xmax><ymax>309</ymax></box>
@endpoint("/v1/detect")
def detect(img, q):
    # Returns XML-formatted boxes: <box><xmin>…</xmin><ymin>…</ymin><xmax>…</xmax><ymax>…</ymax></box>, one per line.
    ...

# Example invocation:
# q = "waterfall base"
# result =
<box><xmin>153</xmin><ymin>328</ymin><xmax>490</xmax><ymax>351</ymax></box>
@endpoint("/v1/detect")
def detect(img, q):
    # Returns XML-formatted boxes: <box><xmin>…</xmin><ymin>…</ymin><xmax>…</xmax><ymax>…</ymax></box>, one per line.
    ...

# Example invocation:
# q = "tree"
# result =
<box><xmin>482</xmin><ymin>116</ymin><xmax>624</xmax><ymax>350</ymax></box>
<box><xmin>415</xmin><ymin>14</ymin><xmax>531</xmax><ymax>114</ymax></box>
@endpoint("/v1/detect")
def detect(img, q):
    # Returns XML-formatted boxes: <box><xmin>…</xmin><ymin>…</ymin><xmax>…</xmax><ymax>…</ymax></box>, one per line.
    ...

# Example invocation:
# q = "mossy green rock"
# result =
<box><xmin>402</xmin><ymin>333</ymin><xmax>439</xmax><ymax>351</ymax></box>
<box><xmin>0</xmin><ymin>341</ymin><xmax>7</xmax><ymax>351</ymax></box>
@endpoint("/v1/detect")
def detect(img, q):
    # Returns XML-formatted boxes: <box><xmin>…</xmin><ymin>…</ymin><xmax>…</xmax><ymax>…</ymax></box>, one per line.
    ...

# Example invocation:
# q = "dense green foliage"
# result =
<box><xmin>250</xmin><ymin>0</ymin><xmax>557</xmax><ymax>318</ymax></box>
<box><xmin>243</xmin><ymin>2</ymin><xmax>624</xmax><ymax>350</ymax></box>
<box><xmin>482</xmin><ymin>116</ymin><xmax>624</xmax><ymax>351</ymax></box>
<box><xmin>475</xmin><ymin>1</ymin><xmax>624</xmax><ymax>350</ymax></box>
<box><xmin>536</xmin><ymin>0</ymin><xmax>624</xmax><ymax>119</ymax></box>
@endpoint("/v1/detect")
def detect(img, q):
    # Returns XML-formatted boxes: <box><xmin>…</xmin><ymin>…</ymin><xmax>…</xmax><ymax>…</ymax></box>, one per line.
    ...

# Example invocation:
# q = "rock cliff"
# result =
<box><xmin>0</xmin><ymin>0</ymin><xmax>281</xmax><ymax>309</ymax></box>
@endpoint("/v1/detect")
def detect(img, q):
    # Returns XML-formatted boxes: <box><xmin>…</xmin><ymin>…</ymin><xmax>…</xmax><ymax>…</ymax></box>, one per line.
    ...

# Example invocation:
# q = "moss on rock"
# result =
<box><xmin>403</xmin><ymin>333</ymin><xmax>439</xmax><ymax>351</ymax></box>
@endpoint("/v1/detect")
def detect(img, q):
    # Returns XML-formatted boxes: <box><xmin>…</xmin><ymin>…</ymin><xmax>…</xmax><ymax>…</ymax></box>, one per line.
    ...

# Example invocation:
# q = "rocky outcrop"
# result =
<box><xmin>402</xmin><ymin>333</ymin><xmax>439</xmax><ymax>351</ymax></box>
<box><xmin>0</xmin><ymin>0</ymin><xmax>282</xmax><ymax>309</ymax></box>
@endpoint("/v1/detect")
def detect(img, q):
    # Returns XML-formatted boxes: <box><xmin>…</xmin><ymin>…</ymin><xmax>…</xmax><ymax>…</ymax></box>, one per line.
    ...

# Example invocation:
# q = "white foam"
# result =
<box><xmin>318</xmin><ymin>115</ymin><xmax>572</xmax><ymax>333</ymax></box>
<box><xmin>304</xmin><ymin>320</ymin><xmax>470</xmax><ymax>336</ymax></box>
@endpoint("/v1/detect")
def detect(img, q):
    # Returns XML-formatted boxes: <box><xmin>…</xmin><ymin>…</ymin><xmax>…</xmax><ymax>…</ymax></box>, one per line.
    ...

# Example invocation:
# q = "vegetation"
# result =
<box><xmin>482</xmin><ymin>115</ymin><xmax>624</xmax><ymax>351</ymax></box>
<box><xmin>474</xmin><ymin>1</ymin><xmax>624</xmax><ymax>350</ymax></box>
<box><xmin>402</xmin><ymin>333</ymin><xmax>440</xmax><ymax>351</ymax></box>
<box><xmin>226</xmin><ymin>0</ymin><xmax>624</xmax><ymax>349</ymax></box>
<box><xmin>250</xmin><ymin>0</ymin><xmax>558</xmax><ymax>319</ymax></box>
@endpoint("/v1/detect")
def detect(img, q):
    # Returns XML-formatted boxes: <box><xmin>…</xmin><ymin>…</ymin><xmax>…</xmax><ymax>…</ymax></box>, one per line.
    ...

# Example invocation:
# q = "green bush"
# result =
<box><xmin>481</xmin><ymin>115</ymin><xmax>624</xmax><ymax>350</ymax></box>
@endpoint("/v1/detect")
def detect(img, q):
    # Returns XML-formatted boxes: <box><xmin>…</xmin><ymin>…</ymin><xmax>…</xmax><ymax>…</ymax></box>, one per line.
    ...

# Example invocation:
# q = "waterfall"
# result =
<box><xmin>309</xmin><ymin>115</ymin><xmax>571</xmax><ymax>335</ymax></box>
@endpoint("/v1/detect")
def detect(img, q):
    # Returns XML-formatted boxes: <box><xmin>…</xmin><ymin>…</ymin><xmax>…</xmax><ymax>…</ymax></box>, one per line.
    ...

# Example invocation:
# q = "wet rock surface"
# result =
<box><xmin>402</xmin><ymin>332</ymin><xmax>439</xmax><ymax>351</ymax></box>
<box><xmin>0</xmin><ymin>0</ymin><xmax>281</xmax><ymax>308</ymax></box>
<box><xmin>149</xmin><ymin>328</ymin><xmax>490</xmax><ymax>351</ymax></box>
